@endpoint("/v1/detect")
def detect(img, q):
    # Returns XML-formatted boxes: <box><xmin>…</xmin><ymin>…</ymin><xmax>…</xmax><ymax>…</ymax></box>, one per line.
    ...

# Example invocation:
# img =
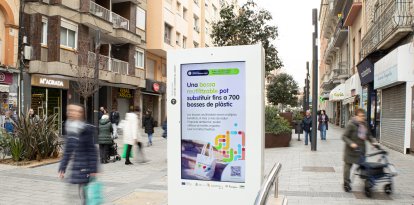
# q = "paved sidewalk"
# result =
<box><xmin>1</xmin><ymin>125</ymin><xmax>414</xmax><ymax>205</ymax></box>
<box><xmin>267</xmin><ymin>124</ymin><xmax>414</xmax><ymax>205</ymax></box>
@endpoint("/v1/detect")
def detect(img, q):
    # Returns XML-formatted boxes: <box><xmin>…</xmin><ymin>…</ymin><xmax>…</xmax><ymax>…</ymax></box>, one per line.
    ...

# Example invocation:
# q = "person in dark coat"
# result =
<box><xmin>318</xmin><ymin>110</ymin><xmax>329</xmax><ymax>140</ymax></box>
<box><xmin>98</xmin><ymin>114</ymin><xmax>113</xmax><ymax>164</ymax></box>
<box><xmin>162</xmin><ymin>119</ymin><xmax>167</xmax><ymax>139</ymax></box>
<box><xmin>342</xmin><ymin>108</ymin><xmax>377</xmax><ymax>192</ymax></box>
<box><xmin>58</xmin><ymin>104</ymin><xmax>98</xmax><ymax>204</ymax></box>
<box><xmin>98</xmin><ymin>107</ymin><xmax>105</xmax><ymax>120</ymax></box>
<box><xmin>143</xmin><ymin>111</ymin><xmax>155</xmax><ymax>146</ymax></box>
<box><xmin>301</xmin><ymin>110</ymin><xmax>312</xmax><ymax>145</ymax></box>
<box><xmin>110</xmin><ymin>108</ymin><xmax>120</xmax><ymax>139</ymax></box>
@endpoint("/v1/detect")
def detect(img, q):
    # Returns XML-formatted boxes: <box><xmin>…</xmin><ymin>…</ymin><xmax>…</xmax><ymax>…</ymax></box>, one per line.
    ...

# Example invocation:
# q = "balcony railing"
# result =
<box><xmin>89</xmin><ymin>1</ymin><xmax>111</xmax><ymax>22</ymax></box>
<box><xmin>88</xmin><ymin>52</ymin><xmax>129</xmax><ymax>75</ymax></box>
<box><xmin>111</xmin><ymin>58</ymin><xmax>129</xmax><ymax>75</ymax></box>
<box><xmin>112</xmin><ymin>13</ymin><xmax>130</xmax><ymax>30</ymax></box>
<box><xmin>89</xmin><ymin>1</ymin><xmax>130</xmax><ymax>30</ymax></box>
<box><xmin>361</xmin><ymin>0</ymin><xmax>413</xmax><ymax>57</ymax></box>
<box><xmin>88</xmin><ymin>52</ymin><xmax>110</xmax><ymax>71</ymax></box>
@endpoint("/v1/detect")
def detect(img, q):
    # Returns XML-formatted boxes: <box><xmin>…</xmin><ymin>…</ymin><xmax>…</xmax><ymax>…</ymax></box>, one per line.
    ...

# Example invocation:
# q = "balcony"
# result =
<box><xmin>323</xmin><ymin>38</ymin><xmax>337</xmax><ymax>65</ymax></box>
<box><xmin>88</xmin><ymin>52</ymin><xmax>129</xmax><ymax>75</ymax></box>
<box><xmin>89</xmin><ymin>1</ymin><xmax>130</xmax><ymax>30</ymax></box>
<box><xmin>332</xmin><ymin>66</ymin><xmax>349</xmax><ymax>84</ymax></box>
<box><xmin>344</xmin><ymin>0</ymin><xmax>362</xmax><ymax>26</ymax></box>
<box><xmin>333</xmin><ymin>20</ymin><xmax>348</xmax><ymax>47</ymax></box>
<box><xmin>361</xmin><ymin>0</ymin><xmax>413</xmax><ymax>57</ymax></box>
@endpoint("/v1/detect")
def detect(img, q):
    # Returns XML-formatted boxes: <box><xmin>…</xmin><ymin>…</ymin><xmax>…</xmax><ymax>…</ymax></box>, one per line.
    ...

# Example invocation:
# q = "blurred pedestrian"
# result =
<box><xmin>58</xmin><ymin>104</ymin><xmax>98</xmax><ymax>205</ymax></box>
<box><xmin>110</xmin><ymin>108</ymin><xmax>120</xmax><ymax>139</ymax></box>
<box><xmin>98</xmin><ymin>114</ymin><xmax>112</xmax><ymax>164</ymax></box>
<box><xmin>122</xmin><ymin>107</ymin><xmax>148</xmax><ymax>165</ymax></box>
<box><xmin>143</xmin><ymin>111</ymin><xmax>155</xmax><ymax>146</ymax></box>
<box><xmin>98</xmin><ymin>107</ymin><xmax>105</xmax><ymax>120</ymax></box>
<box><xmin>301</xmin><ymin>110</ymin><xmax>312</xmax><ymax>145</ymax></box>
<box><xmin>28</xmin><ymin>108</ymin><xmax>40</xmax><ymax>124</ymax></box>
<box><xmin>162</xmin><ymin>119</ymin><xmax>167</xmax><ymax>139</ymax></box>
<box><xmin>342</xmin><ymin>108</ymin><xmax>377</xmax><ymax>192</ymax></box>
<box><xmin>3</xmin><ymin>110</ymin><xmax>15</xmax><ymax>134</ymax></box>
<box><xmin>318</xmin><ymin>110</ymin><xmax>329</xmax><ymax>140</ymax></box>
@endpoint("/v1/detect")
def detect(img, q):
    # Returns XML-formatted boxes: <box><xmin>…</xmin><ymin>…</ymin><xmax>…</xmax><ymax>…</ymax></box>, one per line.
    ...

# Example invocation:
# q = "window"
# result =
<box><xmin>136</xmin><ymin>7</ymin><xmax>146</xmax><ymax>30</ymax></box>
<box><xmin>183</xmin><ymin>7</ymin><xmax>188</xmax><ymax>20</ymax></box>
<box><xmin>193</xmin><ymin>15</ymin><xmax>199</xmax><ymax>32</ymax></box>
<box><xmin>193</xmin><ymin>41</ymin><xmax>199</xmax><ymax>48</ymax></box>
<box><xmin>164</xmin><ymin>23</ymin><xmax>172</xmax><ymax>44</ymax></box>
<box><xmin>60</xmin><ymin>19</ymin><xmax>78</xmax><ymax>49</ymax></box>
<box><xmin>41</xmin><ymin>17</ymin><xmax>48</xmax><ymax>46</ymax></box>
<box><xmin>176</xmin><ymin>32</ymin><xmax>181</xmax><ymax>46</ymax></box>
<box><xmin>176</xmin><ymin>1</ymin><xmax>181</xmax><ymax>13</ymax></box>
<box><xmin>183</xmin><ymin>36</ymin><xmax>187</xmax><ymax>48</ymax></box>
<box><xmin>134</xmin><ymin>49</ymin><xmax>144</xmax><ymax>68</ymax></box>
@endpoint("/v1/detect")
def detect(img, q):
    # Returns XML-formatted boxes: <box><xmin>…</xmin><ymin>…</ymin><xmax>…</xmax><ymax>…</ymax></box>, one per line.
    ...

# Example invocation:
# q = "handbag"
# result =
<box><xmin>84</xmin><ymin>177</ymin><xmax>103</xmax><ymax>205</ymax></box>
<box><xmin>121</xmin><ymin>144</ymin><xmax>133</xmax><ymax>158</ymax></box>
<box><xmin>194</xmin><ymin>143</ymin><xmax>216</xmax><ymax>180</ymax></box>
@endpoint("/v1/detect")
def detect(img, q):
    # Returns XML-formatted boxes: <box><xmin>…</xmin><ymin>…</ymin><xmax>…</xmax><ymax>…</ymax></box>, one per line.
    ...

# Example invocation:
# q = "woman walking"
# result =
<box><xmin>143</xmin><ymin>111</ymin><xmax>155</xmax><ymax>146</ymax></box>
<box><xmin>98</xmin><ymin>114</ymin><xmax>112</xmax><ymax>164</ymax></box>
<box><xmin>318</xmin><ymin>110</ymin><xmax>329</xmax><ymax>140</ymax></box>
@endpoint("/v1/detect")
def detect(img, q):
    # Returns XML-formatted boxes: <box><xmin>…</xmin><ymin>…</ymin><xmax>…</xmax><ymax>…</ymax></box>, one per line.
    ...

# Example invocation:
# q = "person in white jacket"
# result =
<box><xmin>120</xmin><ymin>107</ymin><xmax>148</xmax><ymax>165</ymax></box>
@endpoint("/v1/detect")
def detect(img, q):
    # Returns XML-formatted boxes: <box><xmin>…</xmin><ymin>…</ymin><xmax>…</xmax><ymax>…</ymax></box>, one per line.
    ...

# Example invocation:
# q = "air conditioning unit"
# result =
<box><xmin>24</xmin><ymin>46</ymin><xmax>33</xmax><ymax>60</ymax></box>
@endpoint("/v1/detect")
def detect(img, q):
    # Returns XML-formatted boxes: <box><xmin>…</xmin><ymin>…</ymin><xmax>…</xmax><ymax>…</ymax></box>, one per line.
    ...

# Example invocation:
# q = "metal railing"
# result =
<box><xmin>88</xmin><ymin>52</ymin><xmax>110</xmax><ymax>71</ymax></box>
<box><xmin>112</xmin><ymin>12</ymin><xmax>130</xmax><ymax>30</ymax></box>
<box><xmin>254</xmin><ymin>163</ymin><xmax>283</xmax><ymax>205</ymax></box>
<box><xmin>89</xmin><ymin>1</ymin><xmax>111</xmax><ymax>22</ymax></box>
<box><xmin>111</xmin><ymin>58</ymin><xmax>129</xmax><ymax>75</ymax></box>
<box><xmin>361</xmin><ymin>0</ymin><xmax>413</xmax><ymax>57</ymax></box>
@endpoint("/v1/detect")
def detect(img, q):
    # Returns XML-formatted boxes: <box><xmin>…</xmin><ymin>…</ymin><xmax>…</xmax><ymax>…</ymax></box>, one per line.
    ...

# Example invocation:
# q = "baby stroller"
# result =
<box><xmin>107</xmin><ymin>140</ymin><xmax>122</xmax><ymax>162</ymax></box>
<box><xmin>355</xmin><ymin>145</ymin><xmax>397</xmax><ymax>197</ymax></box>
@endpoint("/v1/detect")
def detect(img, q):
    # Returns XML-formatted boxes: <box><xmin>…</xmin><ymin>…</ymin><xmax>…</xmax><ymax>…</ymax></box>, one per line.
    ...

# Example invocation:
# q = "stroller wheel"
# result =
<box><xmin>116</xmin><ymin>156</ymin><xmax>121</xmax><ymax>161</ymax></box>
<box><xmin>384</xmin><ymin>184</ymin><xmax>393</xmax><ymax>195</ymax></box>
<box><xmin>364</xmin><ymin>180</ymin><xmax>373</xmax><ymax>198</ymax></box>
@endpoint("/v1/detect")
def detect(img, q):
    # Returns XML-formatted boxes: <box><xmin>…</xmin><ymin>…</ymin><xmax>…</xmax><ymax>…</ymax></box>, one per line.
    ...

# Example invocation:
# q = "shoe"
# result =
<box><xmin>125</xmin><ymin>161</ymin><xmax>133</xmax><ymax>165</ymax></box>
<box><xmin>139</xmin><ymin>160</ymin><xmax>150</xmax><ymax>164</ymax></box>
<box><xmin>344</xmin><ymin>183</ymin><xmax>352</xmax><ymax>192</ymax></box>
<box><xmin>305</xmin><ymin>144</ymin><xmax>308</xmax><ymax>145</ymax></box>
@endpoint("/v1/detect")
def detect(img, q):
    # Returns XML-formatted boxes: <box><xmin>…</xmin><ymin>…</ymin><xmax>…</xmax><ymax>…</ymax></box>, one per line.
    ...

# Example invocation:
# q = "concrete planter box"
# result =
<box><xmin>265</xmin><ymin>132</ymin><xmax>292</xmax><ymax>148</ymax></box>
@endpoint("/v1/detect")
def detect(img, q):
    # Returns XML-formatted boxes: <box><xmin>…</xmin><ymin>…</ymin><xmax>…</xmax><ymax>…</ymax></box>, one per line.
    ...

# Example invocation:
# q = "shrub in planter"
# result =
<box><xmin>0</xmin><ymin>130</ymin><xmax>11</xmax><ymax>159</ymax></box>
<box><xmin>265</xmin><ymin>106</ymin><xmax>292</xmax><ymax>148</ymax></box>
<box><xmin>10</xmin><ymin>138</ymin><xmax>24</xmax><ymax>162</ymax></box>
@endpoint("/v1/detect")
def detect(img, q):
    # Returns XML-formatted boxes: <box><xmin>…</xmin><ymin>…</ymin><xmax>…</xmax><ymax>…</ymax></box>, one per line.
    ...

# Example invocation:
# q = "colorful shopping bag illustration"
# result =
<box><xmin>194</xmin><ymin>143</ymin><xmax>216</xmax><ymax>180</ymax></box>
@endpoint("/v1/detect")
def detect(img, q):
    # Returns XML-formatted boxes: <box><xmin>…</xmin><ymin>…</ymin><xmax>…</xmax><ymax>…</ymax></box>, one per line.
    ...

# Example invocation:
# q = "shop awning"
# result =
<box><xmin>329</xmin><ymin>83</ymin><xmax>346</xmax><ymax>101</ymax></box>
<box><xmin>0</xmin><ymin>84</ymin><xmax>10</xmax><ymax>92</ymax></box>
<box><xmin>343</xmin><ymin>96</ymin><xmax>356</xmax><ymax>105</ymax></box>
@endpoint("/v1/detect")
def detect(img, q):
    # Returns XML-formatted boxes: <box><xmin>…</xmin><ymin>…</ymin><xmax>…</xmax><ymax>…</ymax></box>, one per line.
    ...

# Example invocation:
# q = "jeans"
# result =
<box><xmin>148</xmin><ymin>133</ymin><xmax>153</xmax><ymax>145</ymax></box>
<box><xmin>111</xmin><ymin>123</ymin><xmax>118</xmax><ymax>139</ymax></box>
<box><xmin>304</xmin><ymin>131</ymin><xmax>312</xmax><ymax>145</ymax></box>
<box><xmin>320</xmin><ymin>124</ymin><xmax>327</xmax><ymax>140</ymax></box>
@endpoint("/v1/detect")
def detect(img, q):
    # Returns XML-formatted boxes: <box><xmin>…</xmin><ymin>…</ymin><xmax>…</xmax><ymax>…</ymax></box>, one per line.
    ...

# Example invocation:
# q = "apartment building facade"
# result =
<box><xmin>320</xmin><ymin>0</ymin><xmax>414</xmax><ymax>154</ymax></box>
<box><xmin>146</xmin><ymin>0</ymin><xmax>235</xmax><ymax>124</ymax></box>
<box><xmin>0</xmin><ymin>0</ymin><xmax>19</xmax><ymax>119</ymax></box>
<box><xmin>21</xmin><ymin>0</ymin><xmax>146</xmax><ymax>131</ymax></box>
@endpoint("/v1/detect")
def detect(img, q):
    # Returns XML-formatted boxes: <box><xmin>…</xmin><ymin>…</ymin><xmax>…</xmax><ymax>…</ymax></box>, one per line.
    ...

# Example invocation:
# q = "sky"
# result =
<box><xmin>239</xmin><ymin>0</ymin><xmax>321</xmax><ymax>88</ymax></box>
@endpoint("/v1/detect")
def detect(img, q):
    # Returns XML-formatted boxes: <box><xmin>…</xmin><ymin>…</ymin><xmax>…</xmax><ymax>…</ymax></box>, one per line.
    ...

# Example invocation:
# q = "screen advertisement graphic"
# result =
<box><xmin>181</xmin><ymin>61</ymin><xmax>246</xmax><ymax>183</ymax></box>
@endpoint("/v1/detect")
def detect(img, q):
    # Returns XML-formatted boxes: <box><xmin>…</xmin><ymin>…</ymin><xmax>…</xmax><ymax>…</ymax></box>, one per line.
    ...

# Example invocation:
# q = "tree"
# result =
<box><xmin>211</xmin><ymin>1</ymin><xmax>283</xmax><ymax>76</ymax></box>
<box><xmin>267</xmin><ymin>73</ymin><xmax>299</xmax><ymax>108</ymax></box>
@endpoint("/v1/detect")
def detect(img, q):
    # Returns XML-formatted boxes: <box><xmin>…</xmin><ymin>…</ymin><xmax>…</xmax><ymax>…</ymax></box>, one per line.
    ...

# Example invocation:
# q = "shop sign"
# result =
<box><xmin>329</xmin><ymin>84</ymin><xmax>346</xmax><ymax>101</ymax></box>
<box><xmin>118</xmin><ymin>88</ymin><xmax>133</xmax><ymax>99</ymax></box>
<box><xmin>357</xmin><ymin>58</ymin><xmax>374</xmax><ymax>85</ymax></box>
<box><xmin>31</xmin><ymin>75</ymin><xmax>69</xmax><ymax>89</ymax></box>
<box><xmin>0</xmin><ymin>72</ymin><xmax>13</xmax><ymax>85</ymax></box>
<box><xmin>153</xmin><ymin>83</ymin><xmax>160</xmax><ymax>92</ymax></box>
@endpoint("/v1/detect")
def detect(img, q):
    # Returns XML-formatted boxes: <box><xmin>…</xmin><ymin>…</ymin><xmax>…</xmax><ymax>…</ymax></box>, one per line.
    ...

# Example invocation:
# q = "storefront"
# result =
<box><xmin>329</xmin><ymin>83</ymin><xmax>346</xmax><ymax>127</ymax></box>
<box><xmin>343</xmin><ymin>74</ymin><xmax>362</xmax><ymax>123</ymax></box>
<box><xmin>31</xmin><ymin>75</ymin><xmax>69</xmax><ymax>134</ymax></box>
<box><xmin>112</xmin><ymin>87</ymin><xmax>135</xmax><ymax>120</ymax></box>
<box><xmin>357</xmin><ymin>58</ymin><xmax>380</xmax><ymax>139</ymax></box>
<box><xmin>142</xmin><ymin>79</ymin><xmax>166</xmax><ymax>126</ymax></box>
<box><xmin>0</xmin><ymin>71</ymin><xmax>18</xmax><ymax>127</ymax></box>
<box><xmin>374</xmin><ymin>43</ymin><xmax>414</xmax><ymax>154</ymax></box>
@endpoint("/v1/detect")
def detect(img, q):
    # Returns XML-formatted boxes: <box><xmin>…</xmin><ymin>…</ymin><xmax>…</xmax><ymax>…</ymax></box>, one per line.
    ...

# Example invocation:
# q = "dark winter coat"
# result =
<box><xmin>143</xmin><ymin>115</ymin><xmax>155</xmax><ymax>134</ymax></box>
<box><xmin>342</xmin><ymin>120</ymin><xmax>374</xmax><ymax>164</ymax></box>
<box><xmin>98</xmin><ymin>118</ymin><xmax>113</xmax><ymax>144</ymax></box>
<box><xmin>58</xmin><ymin>124</ymin><xmax>98</xmax><ymax>184</ymax></box>
<box><xmin>301</xmin><ymin>116</ymin><xmax>312</xmax><ymax>132</ymax></box>
<box><xmin>110</xmin><ymin>111</ymin><xmax>120</xmax><ymax>125</ymax></box>
<box><xmin>318</xmin><ymin>114</ymin><xmax>329</xmax><ymax>130</ymax></box>
<box><xmin>162</xmin><ymin>120</ymin><xmax>167</xmax><ymax>139</ymax></box>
